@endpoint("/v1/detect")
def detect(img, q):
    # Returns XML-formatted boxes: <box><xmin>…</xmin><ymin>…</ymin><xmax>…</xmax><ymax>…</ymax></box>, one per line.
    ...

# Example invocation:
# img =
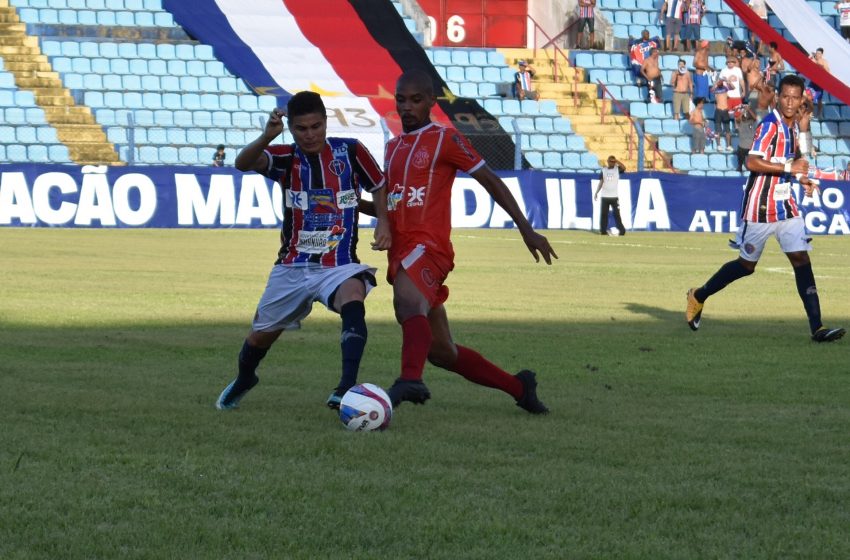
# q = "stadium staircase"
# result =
<box><xmin>0</xmin><ymin>0</ymin><xmax>120</xmax><ymax>165</ymax></box>
<box><xmin>498</xmin><ymin>46</ymin><xmax>654</xmax><ymax>172</ymax></box>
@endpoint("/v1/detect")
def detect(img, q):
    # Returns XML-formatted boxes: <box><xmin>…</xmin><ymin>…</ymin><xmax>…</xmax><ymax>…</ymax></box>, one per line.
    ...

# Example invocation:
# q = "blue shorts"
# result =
<box><xmin>682</xmin><ymin>24</ymin><xmax>700</xmax><ymax>40</ymax></box>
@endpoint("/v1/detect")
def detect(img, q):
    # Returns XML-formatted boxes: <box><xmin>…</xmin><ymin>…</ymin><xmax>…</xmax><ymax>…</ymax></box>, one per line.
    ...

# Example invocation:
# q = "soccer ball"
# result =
<box><xmin>339</xmin><ymin>383</ymin><xmax>393</xmax><ymax>431</ymax></box>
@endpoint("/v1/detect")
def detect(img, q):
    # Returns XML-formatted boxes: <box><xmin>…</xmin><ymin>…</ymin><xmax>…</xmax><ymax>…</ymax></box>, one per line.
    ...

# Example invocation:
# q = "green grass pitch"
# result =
<box><xmin>1</xmin><ymin>228</ymin><xmax>849</xmax><ymax>559</ymax></box>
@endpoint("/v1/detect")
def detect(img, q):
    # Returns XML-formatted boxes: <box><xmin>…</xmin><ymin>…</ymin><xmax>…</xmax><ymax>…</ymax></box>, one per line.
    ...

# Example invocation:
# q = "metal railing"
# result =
<box><xmin>527</xmin><ymin>15</ymin><xmax>580</xmax><ymax>108</ymax></box>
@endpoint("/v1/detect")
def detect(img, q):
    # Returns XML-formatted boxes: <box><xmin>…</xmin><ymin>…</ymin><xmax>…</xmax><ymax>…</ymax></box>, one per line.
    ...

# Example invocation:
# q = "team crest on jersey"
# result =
<box><xmin>308</xmin><ymin>190</ymin><xmax>336</xmax><ymax>212</ymax></box>
<box><xmin>328</xmin><ymin>159</ymin><xmax>347</xmax><ymax>176</ymax></box>
<box><xmin>412</xmin><ymin>148</ymin><xmax>430</xmax><ymax>169</ymax></box>
<box><xmin>336</xmin><ymin>189</ymin><xmax>358</xmax><ymax>209</ymax></box>
<box><xmin>420</xmin><ymin>267</ymin><xmax>435</xmax><ymax>287</ymax></box>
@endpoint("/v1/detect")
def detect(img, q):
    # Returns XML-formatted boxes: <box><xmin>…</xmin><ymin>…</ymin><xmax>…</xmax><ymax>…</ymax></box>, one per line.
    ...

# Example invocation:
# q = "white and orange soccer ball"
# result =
<box><xmin>339</xmin><ymin>383</ymin><xmax>392</xmax><ymax>431</ymax></box>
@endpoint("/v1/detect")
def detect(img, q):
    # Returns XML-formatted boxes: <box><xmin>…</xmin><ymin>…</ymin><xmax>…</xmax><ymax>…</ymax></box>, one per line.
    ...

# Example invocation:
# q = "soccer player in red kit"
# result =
<box><xmin>382</xmin><ymin>70</ymin><xmax>558</xmax><ymax>413</ymax></box>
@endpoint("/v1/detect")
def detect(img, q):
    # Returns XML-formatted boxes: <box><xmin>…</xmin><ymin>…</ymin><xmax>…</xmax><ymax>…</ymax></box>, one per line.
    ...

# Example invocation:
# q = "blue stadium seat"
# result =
<box><xmin>482</xmin><ymin>67</ymin><xmax>502</xmax><ymax>83</ymax></box>
<box><xmin>6</xmin><ymin>144</ymin><xmax>27</xmax><ymax>161</ymax></box>
<box><xmin>672</xmin><ymin>153</ymin><xmax>691</xmax><ymax>169</ymax></box>
<box><xmin>502</xmin><ymin>99</ymin><xmax>522</xmax><ymax>115</ymax></box>
<box><xmin>530</xmin><ymin>134</ymin><xmax>548</xmax><ymax>150</ymax></box>
<box><xmin>465</xmin><ymin>66</ymin><xmax>483</xmax><ymax>82</ymax></box>
<box><xmin>691</xmin><ymin>154</ymin><xmax>710</xmax><ymax>170</ymax></box>
<box><xmin>432</xmin><ymin>50</ymin><xmax>452</xmax><ymax>65</ymax></box>
<box><xmin>195</xmin><ymin>44</ymin><xmax>214</xmax><ymax>60</ymax></box>
<box><xmin>566</xmin><ymin>136</ymin><xmax>585</xmax><ymax>150</ymax></box>
<box><xmin>487</xmin><ymin>51</ymin><xmax>505</xmax><ymax>66</ymax></box>
<box><xmin>543</xmin><ymin>152</ymin><xmax>562</xmax><ymax>169</ymax></box>
<box><xmin>535</xmin><ymin>117</ymin><xmax>554</xmax><ymax>132</ymax></box>
<box><xmin>574</xmin><ymin>53</ymin><xmax>593</xmax><ymax>67</ymax></box>
<box><xmin>676</xmin><ymin>137</ymin><xmax>691</xmax><ymax>152</ymax></box>
<box><xmin>525</xmin><ymin>151</ymin><xmax>543</xmax><ymax>168</ymax></box>
<box><xmin>483</xmin><ymin>98</ymin><xmax>502</xmax><ymax>115</ymax></box>
<box><xmin>562</xmin><ymin>152</ymin><xmax>581</xmax><ymax>170</ymax></box>
<box><xmin>212</xmin><ymin>112</ymin><xmax>231</xmax><ymax>128</ymax></box>
<box><xmin>225</xmin><ymin>129</ymin><xmax>245</xmax><ymax>145</ymax></box>
<box><xmin>446</xmin><ymin>66</ymin><xmax>464</xmax><ymax>82</ymax></box>
<box><xmin>97</xmin><ymin>10</ymin><xmax>116</xmax><ymax>25</ymax></box>
<box><xmin>28</xmin><ymin>144</ymin><xmax>49</xmax><ymax>162</ymax></box>
<box><xmin>548</xmin><ymin>135</ymin><xmax>567</xmax><ymax>150</ymax></box>
<box><xmin>629</xmin><ymin>102</ymin><xmax>648</xmax><ymax>118</ymax></box>
<box><xmin>451</xmin><ymin>50</ymin><xmax>469</xmax><ymax>65</ymax></box>
<box><xmin>469</xmin><ymin>50</ymin><xmax>488</xmax><ymax>66</ymax></box>
<box><xmin>135</xmin><ymin>11</ymin><xmax>154</xmax><ymax>26</ymax></box>
<box><xmin>25</xmin><ymin>108</ymin><xmax>46</xmax><ymax>124</ymax></box>
<box><xmin>154</xmin><ymin>11</ymin><xmax>173</xmax><ymax>26</ymax></box>
<box><xmin>205</xmin><ymin>129</ymin><xmax>225</xmax><ymax>145</ymax></box>
<box><xmin>553</xmin><ymin>119</ymin><xmax>572</xmax><ymax>133</ymax></box>
<box><xmin>658</xmin><ymin>137</ymin><xmax>676</xmax><ymax>151</ymax></box>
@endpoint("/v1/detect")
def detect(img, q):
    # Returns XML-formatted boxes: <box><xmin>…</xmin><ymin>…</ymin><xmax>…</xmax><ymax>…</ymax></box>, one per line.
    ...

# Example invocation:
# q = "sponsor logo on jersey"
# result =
<box><xmin>295</xmin><ymin>230</ymin><xmax>332</xmax><ymax>254</ymax></box>
<box><xmin>336</xmin><ymin>189</ymin><xmax>358</xmax><ymax>209</ymax></box>
<box><xmin>327</xmin><ymin>224</ymin><xmax>346</xmax><ymax>251</ymax></box>
<box><xmin>308</xmin><ymin>189</ymin><xmax>336</xmax><ymax>212</ymax></box>
<box><xmin>287</xmin><ymin>190</ymin><xmax>308</xmax><ymax>210</ymax></box>
<box><xmin>406</xmin><ymin>186</ymin><xmax>426</xmax><ymax>207</ymax></box>
<box><xmin>333</xmin><ymin>144</ymin><xmax>349</xmax><ymax>158</ymax></box>
<box><xmin>387</xmin><ymin>184</ymin><xmax>405</xmax><ymax>211</ymax></box>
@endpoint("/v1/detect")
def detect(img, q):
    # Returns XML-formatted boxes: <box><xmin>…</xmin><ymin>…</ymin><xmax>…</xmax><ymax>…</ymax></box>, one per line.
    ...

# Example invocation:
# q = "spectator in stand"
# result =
<box><xmin>670</xmin><ymin>58</ymin><xmax>694</xmax><ymax>119</ymax></box>
<box><xmin>512</xmin><ymin>60</ymin><xmax>539</xmax><ymax>101</ymax></box>
<box><xmin>682</xmin><ymin>0</ymin><xmax>705</xmax><ymax>51</ymax></box>
<box><xmin>658</xmin><ymin>0</ymin><xmax>685</xmax><ymax>51</ymax></box>
<box><xmin>629</xmin><ymin>30</ymin><xmax>661</xmax><ymax>88</ymax></box>
<box><xmin>734</xmin><ymin>103</ymin><xmax>757</xmax><ymax>172</ymax></box>
<box><xmin>641</xmin><ymin>48</ymin><xmax>663</xmax><ymax>103</ymax></box>
<box><xmin>745</xmin><ymin>57</ymin><xmax>764</xmax><ymax>106</ymax></box>
<box><xmin>689</xmin><ymin>97</ymin><xmax>707</xmax><ymax>154</ymax></box>
<box><xmin>693</xmin><ymin>39</ymin><xmax>713</xmax><ymax>72</ymax></box>
<box><xmin>765</xmin><ymin>42</ymin><xmax>785</xmax><ymax>89</ymax></box>
<box><xmin>753</xmin><ymin>81</ymin><xmax>775</xmax><ymax>119</ymax></box>
<box><xmin>212</xmin><ymin>144</ymin><xmax>226</xmax><ymax>167</ymax></box>
<box><xmin>808</xmin><ymin>48</ymin><xmax>830</xmax><ymax>119</ymax></box>
<box><xmin>837</xmin><ymin>1</ymin><xmax>850</xmax><ymax>42</ymax></box>
<box><xmin>719</xmin><ymin>56</ymin><xmax>746</xmax><ymax>114</ymax></box>
<box><xmin>711</xmin><ymin>77</ymin><xmax>733</xmax><ymax>151</ymax></box>
<box><xmin>748</xmin><ymin>0</ymin><xmax>768</xmax><ymax>54</ymax></box>
<box><xmin>693</xmin><ymin>59</ymin><xmax>711</xmax><ymax>102</ymax></box>
<box><xmin>576</xmin><ymin>0</ymin><xmax>597</xmax><ymax>49</ymax></box>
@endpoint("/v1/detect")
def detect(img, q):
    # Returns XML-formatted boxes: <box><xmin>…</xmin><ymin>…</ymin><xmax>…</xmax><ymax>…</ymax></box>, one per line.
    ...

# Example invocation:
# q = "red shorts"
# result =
<box><xmin>387</xmin><ymin>243</ymin><xmax>454</xmax><ymax>307</ymax></box>
<box><xmin>727</xmin><ymin>96</ymin><xmax>743</xmax><ymax>113</ymax></box>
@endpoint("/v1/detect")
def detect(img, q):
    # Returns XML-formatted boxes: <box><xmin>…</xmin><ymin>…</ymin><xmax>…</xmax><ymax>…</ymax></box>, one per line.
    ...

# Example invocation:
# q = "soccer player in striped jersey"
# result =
<box><xmin>382</xmin><ymin>70</ymin><xmax>558</xmax><ymax>413</ymax></box>
<box><xmin>216</xmin><ymin>91</ymin><xmax>392</xmax><ymax>411</ymax></box>
<box><xmin>685</xmin><ymin>75</ymin><xmax>844</xmax><ymax>343</ymax></box>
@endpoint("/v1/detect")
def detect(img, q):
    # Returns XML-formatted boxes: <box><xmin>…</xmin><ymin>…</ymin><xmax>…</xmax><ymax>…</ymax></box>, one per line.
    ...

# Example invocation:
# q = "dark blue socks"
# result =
<box><xmin>793</xmin><ymin>262</ymin><xmax>822</xmax><ymax>334</ymax></box>
<box><xmin>339</xmin><ymin>301</ymin><xmax>367</xmax><ymax>392</ymax></box>
<box><xmin>238</xmin><ymin>340</ymin><xmax>268</xmax><ymax>382</ymax></box>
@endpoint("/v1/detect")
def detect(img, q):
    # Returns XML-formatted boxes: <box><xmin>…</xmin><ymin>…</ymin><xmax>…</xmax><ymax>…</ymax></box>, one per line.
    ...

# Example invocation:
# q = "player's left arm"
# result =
<box><xmin>470</xmin><ymin>165</ymin><xmax>558</xmax><ymax>264</ymax></box>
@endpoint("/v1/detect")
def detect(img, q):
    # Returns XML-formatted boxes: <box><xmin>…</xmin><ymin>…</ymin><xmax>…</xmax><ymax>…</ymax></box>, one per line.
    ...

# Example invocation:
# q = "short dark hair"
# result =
<box><xmin>693</xmin><ymin>97</ymin><xmax>705</xmax><ymax>105</ymax></box>
<box><xmin>769</xmin><ymin>41</ymin><xmax>777</xmax><ymax>49</ymax></box>
<box><xmin>286</xmin><ymin>91</ymin><xmax>326</xmax><ymax>121</ymax></box>
<box><xmin>779</xmin><ymin>74</ymin><xmax>805</xmax><ymax>95</ymax></box>
<box><xmin>397</xmin><ymin>69</ymin><xmax>435</xmax><ymax>97</ymax></box>
<box><xmin>216</xmin><ymin>144</ymin><xmax>225</xmax><ymax>150</ymax></box>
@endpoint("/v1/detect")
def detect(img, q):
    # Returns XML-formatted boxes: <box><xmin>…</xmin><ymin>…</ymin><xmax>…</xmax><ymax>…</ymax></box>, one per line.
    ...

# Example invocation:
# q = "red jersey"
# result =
<box><xmin>383</xmin><ymin>122</ymin><xmax>485</xmax><ymax>264</ymax></box>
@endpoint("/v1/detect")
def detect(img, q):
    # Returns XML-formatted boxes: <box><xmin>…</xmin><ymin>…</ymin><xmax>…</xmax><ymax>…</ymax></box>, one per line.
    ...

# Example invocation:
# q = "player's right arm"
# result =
<box><xmin>235</xmin><ymin>108</ymin><xmax>285</xmax><ymax>173</ymax></box>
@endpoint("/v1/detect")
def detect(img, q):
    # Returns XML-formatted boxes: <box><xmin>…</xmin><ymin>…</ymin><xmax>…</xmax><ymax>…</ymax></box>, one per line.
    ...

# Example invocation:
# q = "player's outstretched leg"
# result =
<box><xmin>216</xmin><ymin>340</ymin><xmax>267</xmax><ymax>410</ymax></box>
<box><xmin>328</xmin><ymin>300</ymin><xmax>369</xmax><ymax>410</ymax></box>
<box><xmin>388</xmin><ymin>314</ymin><xmax>433</xmax><ymax>407</ymax></box>
<box><xmin>514</xmin><ymin>370</ymin><xmax>549</xmax><ymax>414</ymax></box>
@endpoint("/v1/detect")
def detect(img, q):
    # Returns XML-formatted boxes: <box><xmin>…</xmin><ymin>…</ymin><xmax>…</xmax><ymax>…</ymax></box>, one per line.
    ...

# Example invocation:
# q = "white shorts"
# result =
<box><xmin>735</xmin><ymin>217</ymin><xmax>811</xmax><ymax>262</ymax></box>
<box><xmin>252</xmin><ymin>263</ymin><xmax>377</xmax><ymax>332</ymax></box>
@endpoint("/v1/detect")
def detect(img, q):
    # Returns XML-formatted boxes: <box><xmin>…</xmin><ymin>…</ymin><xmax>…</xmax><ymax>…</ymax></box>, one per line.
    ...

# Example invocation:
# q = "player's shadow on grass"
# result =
<box><xmin>624</xmin><ymin>302</ymin><xmax>682</xmax><ymax>323</ymax></box>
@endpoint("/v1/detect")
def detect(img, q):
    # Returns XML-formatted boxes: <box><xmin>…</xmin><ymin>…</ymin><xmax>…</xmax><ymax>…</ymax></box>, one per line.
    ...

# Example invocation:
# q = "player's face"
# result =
<box><xmin>395</xmin><ymin>81</ymin><xmax>436</xmax><ymax>132</ymax></box>
<box><xmin>289</xmin><ymin>112</ymin><xmax>327</xmax><ymax>155</ymax></box>
<box><xmin>777</xmin><ymin>84</ymin><xmax>803</xmax><ymax>121</ymax></box>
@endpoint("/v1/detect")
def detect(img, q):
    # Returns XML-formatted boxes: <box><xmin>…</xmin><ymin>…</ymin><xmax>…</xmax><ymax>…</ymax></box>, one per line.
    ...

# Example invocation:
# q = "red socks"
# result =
<box><xmin>449</xmin><ymin>345</ymin><xmax>522</xmax><ymax>399</ymax></box>
<box><xmin>400</xmin><ymin>317</ymin><xmax>522</xmax><ymax>400</ymax></box>
<box><xmin>400</xmin><ymin>315</ymin><xmax>432</xmax><ymax>381</ymax></box>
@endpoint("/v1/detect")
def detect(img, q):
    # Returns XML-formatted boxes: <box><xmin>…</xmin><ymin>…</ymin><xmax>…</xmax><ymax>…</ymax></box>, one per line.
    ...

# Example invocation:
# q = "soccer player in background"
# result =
<box><xmin>685</xmin><ymin>75</ymin><xmax>844</xmax><ymax>343</ymax></box>
<box><xmin>382</xmin><ymin>69</ymin><xmax>557</xmax><ymax>414</ymax></box>
<box><xmin>215</xmin><ymin>91</ymin><xmax>392</xmax><ymax>411</ymax></box>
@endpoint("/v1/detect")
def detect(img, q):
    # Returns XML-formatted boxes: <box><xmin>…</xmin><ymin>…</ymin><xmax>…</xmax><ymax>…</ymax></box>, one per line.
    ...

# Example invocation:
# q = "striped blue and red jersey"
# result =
<box><xmin>262</xmin><ymin>137</ymin><xmax>384</xmax><ymax>266</ymax></box>
<box><xmin>685</xmin><ymin>1</ymin><xmax>703</xmax><ymax>24</ymax></box>
<box><xmin>578</xmin><ymin>0</ymin><xmax>595</xmax><ymax>18</ymax></box>
<box><xmin>742</xmin><ymin>109</ymin><xmax>800</xmax><ymax>223</ymax></box>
